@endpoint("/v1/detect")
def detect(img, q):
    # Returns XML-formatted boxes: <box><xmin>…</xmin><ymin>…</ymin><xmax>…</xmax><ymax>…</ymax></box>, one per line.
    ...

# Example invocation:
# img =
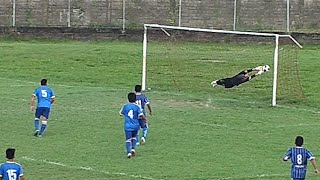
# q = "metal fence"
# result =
<box><xmin>0</xmin><ymin>0</ymin><xmax>319</xmax><ymax>33</ymax></box>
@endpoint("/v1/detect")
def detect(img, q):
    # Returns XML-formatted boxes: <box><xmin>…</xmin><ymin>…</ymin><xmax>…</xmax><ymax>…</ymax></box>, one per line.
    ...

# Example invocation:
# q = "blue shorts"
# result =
<box><xmin>139</xmin><ymin>119</ymin><xmax>148</xmax><ymax>129</ymax></box>
<box><xmin>35</xmin><ymin>107</ymin><xmax>51</xmax><ymax>119</ymax></box>
<box><xmin>125</xmin><ymin>130</ymin><xmax>138</xmax><ymax>140</ymax></box>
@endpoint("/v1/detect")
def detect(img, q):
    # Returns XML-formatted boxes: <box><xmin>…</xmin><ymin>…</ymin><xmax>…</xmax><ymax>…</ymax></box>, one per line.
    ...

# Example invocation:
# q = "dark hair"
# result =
<box><xmin>6</xmin><ymin>148</ymin><xmax>15</xmax><ymax>159</ymax></box>
<box><xmin>135</xmin><ymin>85</ymin><xmax>142</xmax><ymax>93</ymax></box>
<box><xmin>295</xmin><ymin>136</ymin><xmax>304</xmax><ymax>146</ymax></box>
<box><xmin>128</xmin><ymin>92</ymin><xmax>136</xmax><ymax>103</ymax></box>
<box><xmin>41</xmin><ymin>79</ymin><xmax>47</xmax><ymax>86</ymax></box>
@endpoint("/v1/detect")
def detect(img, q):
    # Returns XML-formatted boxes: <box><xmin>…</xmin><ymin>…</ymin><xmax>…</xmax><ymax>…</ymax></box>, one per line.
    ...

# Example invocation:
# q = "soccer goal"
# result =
<box><xmin>141</xmin><ymin>24</ymin><xmax>304</xmax><ymax>106</ymax></box>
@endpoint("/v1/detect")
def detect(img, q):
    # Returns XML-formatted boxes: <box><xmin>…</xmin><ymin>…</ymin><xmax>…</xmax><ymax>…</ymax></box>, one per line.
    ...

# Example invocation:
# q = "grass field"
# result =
<box><xmin>0</xmin><ymin>38</ymin><xmax>320</xmax><ymax>180</ymax></box>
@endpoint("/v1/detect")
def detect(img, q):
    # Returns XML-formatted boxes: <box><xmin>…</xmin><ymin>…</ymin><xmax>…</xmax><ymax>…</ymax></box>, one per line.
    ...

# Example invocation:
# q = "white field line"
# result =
<box><xmin>21</xmin><ymin>156</ymin><xmax>157</xmax><ymax>180</ymax></box>
<box><xmin>21</xmin><ymin>156</ymin><xmax>288</xmax><ymax>180</ymax></box>
<box><xmin>1</xmin><ymin>77</ymin><xmax>319</xmax><ymax>114</ymax></box>
<box><xmin>218</xmin><ymin>173</ymin><xmax>287</xmax><ymax>180</ymax></box>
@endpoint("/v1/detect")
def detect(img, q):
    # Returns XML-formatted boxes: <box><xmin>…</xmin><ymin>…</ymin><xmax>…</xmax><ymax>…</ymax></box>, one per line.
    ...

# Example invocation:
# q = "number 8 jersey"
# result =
<box><xmin>283</xmin><ymin>147</ymin><xmax>315</xmax><ymax>179</ymax></box>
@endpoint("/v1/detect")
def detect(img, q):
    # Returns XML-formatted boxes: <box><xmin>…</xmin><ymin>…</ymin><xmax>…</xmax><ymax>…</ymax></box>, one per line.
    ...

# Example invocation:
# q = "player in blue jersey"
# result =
<box><xmin>283</xmin><ymin>136</ymin><xmax>319</xmax><ymax>180</ymax></box>
<box><xmin>119</xmin><ymin>92</ymin><xmax>146</xmax><ymax>158</ymax></box>
<box><xmin>30</xmin><ymin>79</ymin><xmax>55</xmax><ymax>138</ymax></box>
<box><xmin>0</xmin><ymin>148</ymin><xmax>24</xmax><ymax>180</ymax></box>
<box><xmin>135</xmin><ymin>85</ymin><xmax>152</xmax><ymax>145</ymax></box>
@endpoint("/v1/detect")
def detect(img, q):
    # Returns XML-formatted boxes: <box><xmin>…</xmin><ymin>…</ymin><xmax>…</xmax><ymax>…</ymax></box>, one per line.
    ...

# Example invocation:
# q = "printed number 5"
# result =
<box><xmin>41</xmin><ymin>90</ymin><xmax>48</xmax><ymax>97</ymax></box>
<box><xmin>297</xmin><ymin>154</ymin><xmax>302</xmax><ymax>164</ymax></box>
<box><xmin>128</xmin><ymin>110</ymin><xmax>134</xmax><ymax>119</ymax></box>
<box><xmin>6</xmin><ymin>169</ymin><xmax>17</xmax><ymax>180</ymax></box>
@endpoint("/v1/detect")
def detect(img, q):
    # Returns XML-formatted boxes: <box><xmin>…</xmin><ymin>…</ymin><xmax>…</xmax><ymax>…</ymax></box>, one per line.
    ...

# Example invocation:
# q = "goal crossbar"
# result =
<box><xmin>142</xmin><ymin>24</ymin><xmax>302</xmax><ymax>106</ymax></box>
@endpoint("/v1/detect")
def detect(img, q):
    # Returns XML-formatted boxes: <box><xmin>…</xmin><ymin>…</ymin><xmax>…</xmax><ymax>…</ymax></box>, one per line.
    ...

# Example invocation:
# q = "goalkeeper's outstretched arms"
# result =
<box><xmin>210</xmin><ymin>65</ymin><xmax>270</xmax><ymax>88</ymax></box>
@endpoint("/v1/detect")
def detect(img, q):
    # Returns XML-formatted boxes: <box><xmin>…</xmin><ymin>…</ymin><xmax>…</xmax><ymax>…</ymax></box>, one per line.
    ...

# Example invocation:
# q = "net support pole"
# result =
<box><xmin>286</xmin><ymin>0</ymin><xmax>290</xmax><ymax>32</ymax></box>
<box><xmin>272</xmin><ymin>35</ymin><xmax>279</xmax><ymax>107</ymax></box>
<box><xmin>233</xmin><ymin>0</ymin><xmax>237</xmax><ymax>31</ymax></box>
<box><xmin>67</xmin><ymin>0</ymin><xmax>71</xmax><ymax>27</ymax></box>
<box><xmin>12</xmin><ymin>0</ymin><xmax>16</xmax><ymax>27</ymax></box>
<box><xmin>122</xmin><ymin>0</ymin><xmax>126</xmax><ymax>32</ymax></box>
<box><xmin>178</xmin><ymin>0</ymin><xmax>182</xmax><ymax>26</ymax></box>
<box><xmin>142</xmin><ymin>26</ymin><xmax>148</xmax><ymax>91</ymax></box>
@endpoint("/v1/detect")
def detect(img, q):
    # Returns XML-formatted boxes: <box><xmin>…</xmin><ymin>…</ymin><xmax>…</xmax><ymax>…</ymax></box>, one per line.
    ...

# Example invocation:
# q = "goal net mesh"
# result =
<box><xmin>145</xmin><ymin>29</ymin><xmax>305</xmax><ymax>105</ymax></box>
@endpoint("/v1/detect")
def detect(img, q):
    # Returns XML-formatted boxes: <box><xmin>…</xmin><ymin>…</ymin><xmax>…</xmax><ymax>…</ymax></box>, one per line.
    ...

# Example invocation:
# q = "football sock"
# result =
<box><xmin>142</xmin><ymin>127</ymin><xmax>148</xmax><ymax>138</ymax></box>
<box><xmin>126</xmin><ymin>140</ymin><xmax>131</xmax><ymax>153</ymax></box>
<box><xmin>132</xmin><ymin>137</ymin><xmax>137</xmax><ymax>149</ymax></box>
<box><xmin>34</xmin><ymin>118</ymin><xmax>40</xmax><ymax>131</ymax></box>
<box><xmin>40</xmin><ymin>121</ymin><xmax>48</xmax><ymax>135</ymax></box>
<box><xmin>136</xmin><ymin>132</ymin><xmax>140</xmax><ymax>142</ymax></box>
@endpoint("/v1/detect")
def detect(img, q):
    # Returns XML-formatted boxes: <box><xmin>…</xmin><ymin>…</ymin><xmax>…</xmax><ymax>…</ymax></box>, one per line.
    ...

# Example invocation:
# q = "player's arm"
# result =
<box><xmin>139</xmin><ymin>113</ymin><xmax>147</xmax><ymax>123</ymax></box>
<box><xmin>119</xmin><ymin>107</ymin><xmax>124</xmax><ymax>116</ymax></box>
<box><xmin>51</xmin><ymin>90</ymin><xmax>55</xmax><ymax>104</ymax></box>
<box><xmin>283</xmin><ymin>148</ymin><xmax>292</xmax><ymax>161</ymax></box>
<box><xmin>310</xmin><ymin>158</ymin><xmax>319</xmax><ymax>175</ymax></box>
<box><xmin>307</xmin><ymin>150</ymin><xmax>319</xmax><ymax>176</ymax></box>
<box><xmin>51</xmin><ymin>96</ymin><xmax>55</xmax><ymax>104</ymax></box>
<box><xmin>30</xmin><ymin>94</ymin><xmax>36</xmax><ymax>111</ymax></box>
<box><xmin>146</xmin><ymin>103</ymin><xmax>152</xmax><ymax>115</ymax></box>
<box><xmin>20</xmin><ymin>175</ymin><xmax>25</xmax><ymax>180</ymax></box>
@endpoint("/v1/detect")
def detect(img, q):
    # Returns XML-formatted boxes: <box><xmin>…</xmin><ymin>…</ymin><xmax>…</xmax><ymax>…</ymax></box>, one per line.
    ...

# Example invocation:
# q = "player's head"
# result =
<box><xmin>6</xmin><ymin>148</ymin><xmax>15</xmax><ymax>160</ymax></box>
<box><xmin>295</xmin><ymin>136</ymin><xmax>304</xmax><ymax>147</ymax></box>
<box><xmin>135</xmin><ymin>85</ymin><xmax>142</xmax><ymax>93</ymax></box>
<box><xmin>128</xmin><ymin>92</ymin><xmax>136</xmax><ymax>103</ymax></box>
<box><xmin>41</xmin><ymin>79</ymin><xmax>48</xmax><ymax>86</ymax></box>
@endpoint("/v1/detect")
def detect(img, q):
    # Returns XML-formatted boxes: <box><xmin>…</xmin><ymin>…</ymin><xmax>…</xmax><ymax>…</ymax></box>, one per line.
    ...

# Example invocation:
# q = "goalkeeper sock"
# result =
<box><xmin>34</xmin><ymin>118</ymin><xmax>40</xmax><ymax>131</ymax></box>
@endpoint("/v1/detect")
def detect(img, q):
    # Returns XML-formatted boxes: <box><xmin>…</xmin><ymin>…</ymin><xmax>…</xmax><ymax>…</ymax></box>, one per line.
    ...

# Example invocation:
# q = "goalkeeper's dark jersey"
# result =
<box><xmin>223</xmin><ymin>73</ymin><xmax>249</xmax><ymax>88</ymax></box>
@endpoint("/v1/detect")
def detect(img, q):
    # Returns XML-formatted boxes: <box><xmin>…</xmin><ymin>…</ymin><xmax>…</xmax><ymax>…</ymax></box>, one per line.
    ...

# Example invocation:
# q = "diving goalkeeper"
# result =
<box><xmin>211</xmin><ymin>65</ymin><xmax>270</xmax><ymax>88</ymax></box>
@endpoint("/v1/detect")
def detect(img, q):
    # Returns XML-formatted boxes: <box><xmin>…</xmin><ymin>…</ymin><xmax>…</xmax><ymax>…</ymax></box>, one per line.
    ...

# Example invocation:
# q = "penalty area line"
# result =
<box><xmin>21</xmin><ymin>156</ymin><xmax>157</xmax><ymax>180</ymax></box>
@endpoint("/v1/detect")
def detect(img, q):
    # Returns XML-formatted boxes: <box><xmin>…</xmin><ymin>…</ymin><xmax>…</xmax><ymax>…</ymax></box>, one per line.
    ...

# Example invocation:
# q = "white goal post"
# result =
<box><xmin>141</xmin><ymin>24</ymin><xmax>303</xmax><ymax>106</ymax></box>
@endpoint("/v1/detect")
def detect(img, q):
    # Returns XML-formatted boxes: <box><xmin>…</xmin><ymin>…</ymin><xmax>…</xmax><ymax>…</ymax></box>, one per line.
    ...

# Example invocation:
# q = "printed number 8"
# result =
<box><xmin>297</xmin><ymin>154</ymin><xmax>303</xmax><ymax>164</ymax></box>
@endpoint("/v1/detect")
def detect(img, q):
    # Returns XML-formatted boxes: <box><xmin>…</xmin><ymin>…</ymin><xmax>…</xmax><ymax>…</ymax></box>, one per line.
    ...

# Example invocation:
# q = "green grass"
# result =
<box><xmin>0</xmin><ymin>38</ymin><xmax>320</xmax><ymax>180</ymax></box>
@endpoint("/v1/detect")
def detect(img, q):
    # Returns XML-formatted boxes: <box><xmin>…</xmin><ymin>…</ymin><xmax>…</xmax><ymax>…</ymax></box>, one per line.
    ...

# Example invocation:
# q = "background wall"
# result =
<box><xmin>0</xmin><ymin>0</ymin><xmax>319</xmax><ymax>32</ymax></box>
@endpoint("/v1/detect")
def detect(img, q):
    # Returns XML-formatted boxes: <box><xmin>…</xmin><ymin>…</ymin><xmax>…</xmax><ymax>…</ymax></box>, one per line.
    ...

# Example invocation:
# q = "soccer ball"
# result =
<box><xmin>263</xmin><ymin>65</ymin><xmax>270</xmax><ymax>72</ymax></box>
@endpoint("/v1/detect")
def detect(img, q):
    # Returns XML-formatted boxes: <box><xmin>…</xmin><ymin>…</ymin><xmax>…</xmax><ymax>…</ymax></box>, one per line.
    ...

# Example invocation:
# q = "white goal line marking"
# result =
<box><xmin>21</xmin><ymin>156</ymin><xmax>157</xmax><ymax>180</ymax></box>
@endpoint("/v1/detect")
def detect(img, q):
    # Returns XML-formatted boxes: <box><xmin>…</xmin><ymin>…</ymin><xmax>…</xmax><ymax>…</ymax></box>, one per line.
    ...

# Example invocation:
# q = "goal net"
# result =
<box><xmin>141</xmin><ymin>24</ymin><xmax>305</xmax><ymax>106</ymax></box>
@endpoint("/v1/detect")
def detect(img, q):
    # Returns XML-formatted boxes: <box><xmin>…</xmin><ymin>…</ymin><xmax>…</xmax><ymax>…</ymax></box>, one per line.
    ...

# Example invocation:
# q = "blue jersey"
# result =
<box><xmin>33</xmin><ymin>86</ymin><xmax>55</xmax><ymax>108</ymax></box>
<box><xmin>0</xmin><ymin>162</ymin><xmax>24</xmax><ymax>180</ymax></box>
<box><xmin>121</xmin><ymin>103</ymin><xmax>143</xmax><ymax>131</ymax></box>
<box><xmin>283</xmin><ymin>147</ymin><xmax>315</xmax><ymax>179</ymax></box>
<box><xmin>136</xmin><ymin>93</ymin><xmax>149</xmax><ymax>114</ymax></box>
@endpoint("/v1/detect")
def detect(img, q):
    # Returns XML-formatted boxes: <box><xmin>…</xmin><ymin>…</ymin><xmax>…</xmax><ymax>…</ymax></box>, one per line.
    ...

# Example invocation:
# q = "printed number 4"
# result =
<box><xmin>6</xmin><ymin>169</ymin><xmax>17</xmax><ymax>180</ymax></box>
<box><xmin>128</xmin><ymin>110</ymin><xmax>134</xmax><ymax>119</ymax></box>
<box><xmin>41</xmin><ymin>90</ymin><xmax>48</xmax><ymax>97</ymax></box>
<box><xmin>297</xmin><ymin>154</ymin><xmax>302</xmax><ymax>164</ymax></box>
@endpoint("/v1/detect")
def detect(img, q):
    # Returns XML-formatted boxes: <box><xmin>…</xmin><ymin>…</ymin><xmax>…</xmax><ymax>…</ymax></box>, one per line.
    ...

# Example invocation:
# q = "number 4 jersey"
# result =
<box><xmin>0</xmin><ymin>162</ymin><xmax>24</xmax><ymax>180</ymax></box>
<box><xmin>33</xmin><ymin>86</ymin><xmax>55</xmax><ymax>108</ymax></box>
<box><xmin>120</xmin><ymin>103</ymin><xmax>143</xmax><ymax>131</ymax></box>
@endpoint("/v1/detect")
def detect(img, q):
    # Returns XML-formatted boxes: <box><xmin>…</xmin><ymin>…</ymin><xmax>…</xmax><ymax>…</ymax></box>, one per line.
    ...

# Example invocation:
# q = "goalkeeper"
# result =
<box><xmin>211</xmin><ymin>65</ymin><xmax>269</xmax><ymax>88</ymax></box>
